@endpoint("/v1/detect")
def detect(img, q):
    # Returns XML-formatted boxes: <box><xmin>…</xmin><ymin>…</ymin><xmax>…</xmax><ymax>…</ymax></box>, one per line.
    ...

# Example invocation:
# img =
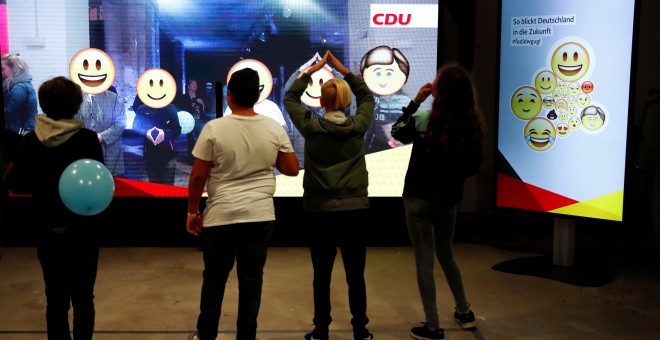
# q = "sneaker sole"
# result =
<box><xmin>454</xmin><ymin>318</ymin><xmax>477</xmax><ymax>329</ymax></box>
<box><xmin>410</xmin><ymin>331</ymin><xmax>444</xmax><ymax>340</ymax></box>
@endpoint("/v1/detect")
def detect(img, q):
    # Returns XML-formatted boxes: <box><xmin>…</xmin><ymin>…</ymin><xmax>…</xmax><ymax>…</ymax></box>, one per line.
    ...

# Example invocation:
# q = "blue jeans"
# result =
<box><xmin>403</xmin><ymin>197</ymin><xmax>469</xmax><ymax>329</ymax></box>
<box><xmin>195</xmin><ymin>221</ymin><xmax>273</xmax><ymax>340</ymax></box>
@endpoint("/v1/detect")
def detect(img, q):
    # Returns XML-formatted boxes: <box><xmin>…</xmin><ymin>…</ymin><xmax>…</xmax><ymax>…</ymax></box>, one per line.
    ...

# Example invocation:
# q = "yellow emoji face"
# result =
<box><xmin>552</xmin><ymin>89</ymin><xmax>562</xmax><ymax>100</ymax></box>
<box><xmin>568</xmin><ymin>115</ymin><xmax>581</xmax><ymax>129</ymax></box>
<box><xmin>511</xmin><ymin>86</ymin><xmax>542</xmax><ymax>120</ymax></box>
<box><xmin>567</xmin><ymin>82</ymin><xmax>581</xmax><ymax>96</ymax></box>
<box><xmin>524</xmin><ymin>117</ymin><xmax>556</xmax><ymax>152</ymax></box>
<box><xmin>534</xmin><ymin>70</ymin><xmax>557</xmax><ymax>94</ymax></box>
<box><xmin>555</xmin><ymin>99</ymin><xmax>567</xmax><ymax>111</ymax></box>
<box><xmin>557</xmin><ymin>81</ymin><xmax>567</xmax><ymax>92</ymax></box>
<box><xmin>543</xmin><ymin>96</ymin><xmax>555</xmax><ymax>109</ymax></box>
<box><xmin>298</xmin><ymin>66</ymin><xmax>335</xmax><ymax>108</ymax></box>
<box><xmin>363</xmin><ymin>60</ymin><xmax>407</xmax><ymax>96</ymax></box>
<box><xmin>227</xmin><ymin>59</ymin><xmax>273</xmax><ymax>104</ymax></box>
<box><xmin>551</xmin><ymin>42</ymin><xmax>590</xmax><ymax>82</ymax></box>
<box><xmin>576</xmin><ymin>93</ymin><xmax>591</xmax><ymax>108</ymax></box>
<box><xmin>556</xmin><ymin>123</ymin><xmax>570</xmax><ymax>137</ymax></box>
<box><xmin>568</xmin><ymin>106</ymin><xmax>578</xmax><ymax>116</ymax></box>
<box><xmin>558</xmin><ymin>110</ymin><xmax>568</xmax><ymax>122</ymax></box>
<box><xmin>136</xmin><ymin>68</ymin><xmax>177</xmax><ymax>109</ymax></box>
<box><xmin>69</xmin><ymin>48</ymin><xmax>116</xmax><ymax>94</ymax></box>
<box><xmin>567</xmin><ymin>96</ymin><xmax>576</xmax><ymax>107</ymax></box>
<box><xmin>581</xmin><ymin>105</ymin><xmax>605</xmax><ymax>131</ymax></box>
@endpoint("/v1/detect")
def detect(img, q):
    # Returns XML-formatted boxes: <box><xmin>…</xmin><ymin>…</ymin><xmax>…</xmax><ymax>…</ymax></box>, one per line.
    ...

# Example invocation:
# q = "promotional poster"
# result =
<box><xmin>496</xmin><ymin>0</ymin><xmax>636</xmax><ymax>221</ymax></box>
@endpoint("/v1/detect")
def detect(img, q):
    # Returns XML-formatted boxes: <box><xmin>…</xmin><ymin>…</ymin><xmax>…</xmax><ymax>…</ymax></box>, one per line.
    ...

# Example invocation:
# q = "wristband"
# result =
<box><xmin>187</xmin><ymin>212</ymin><xmax>200</xmax><ymax>217</ymax></box>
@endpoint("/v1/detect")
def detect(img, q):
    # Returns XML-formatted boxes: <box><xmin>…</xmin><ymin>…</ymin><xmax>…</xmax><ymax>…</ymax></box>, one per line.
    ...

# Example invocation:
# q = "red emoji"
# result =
<box><xmin>581</xmin><ymin>81</ymin><xmax>594</xmax><ymax>94</ymax></box>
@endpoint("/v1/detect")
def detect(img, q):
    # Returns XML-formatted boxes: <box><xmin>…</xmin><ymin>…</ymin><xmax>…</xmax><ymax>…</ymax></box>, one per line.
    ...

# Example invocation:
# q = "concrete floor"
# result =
<box><xmin>0</xmin><ymin>244</ymin><xmax>659</xmax><ymax>340</ymax></box>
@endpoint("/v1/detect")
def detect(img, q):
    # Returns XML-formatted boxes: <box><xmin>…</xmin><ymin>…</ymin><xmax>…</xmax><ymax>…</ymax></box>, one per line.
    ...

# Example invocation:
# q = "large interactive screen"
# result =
<box><xmin>2</xmin><ymin>0</ymin><xmax>439</xmax><ymax>197</ymax></box>
<box><xmin>496</xmin><ymin>0</ymin><xmax>636</xmax><ymax>221</ymax></box>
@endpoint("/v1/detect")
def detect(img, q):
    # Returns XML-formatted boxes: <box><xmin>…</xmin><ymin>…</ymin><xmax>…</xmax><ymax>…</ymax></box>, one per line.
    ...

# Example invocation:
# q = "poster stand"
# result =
<box><xmin>491</xmin><ymin>217</ymin><xmax>616</xmax><ymax>287</ymax></box>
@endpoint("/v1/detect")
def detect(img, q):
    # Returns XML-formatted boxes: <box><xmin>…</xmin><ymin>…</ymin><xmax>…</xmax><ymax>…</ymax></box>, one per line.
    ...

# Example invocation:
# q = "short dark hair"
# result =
<box><xmin>38</xmin><ymin>76</ymin><xmax>83</xmax><ymax>120</ymax></box>
<box><xmin>228</xmin><ymin>68</ymin><xmax>260</xmax><ymax>108</ymax></box>
<box><xmin>359</xmin><ymin>45</ymin><xmax>410</xmax><ymax>79</ymax></box>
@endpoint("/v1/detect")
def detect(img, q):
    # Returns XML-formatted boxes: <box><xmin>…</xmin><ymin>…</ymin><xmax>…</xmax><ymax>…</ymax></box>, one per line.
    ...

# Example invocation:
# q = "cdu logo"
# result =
<box><xmin>370</xmin><ymin>4</ymin><xmax>438</xmax><ymax>28</ymax></box>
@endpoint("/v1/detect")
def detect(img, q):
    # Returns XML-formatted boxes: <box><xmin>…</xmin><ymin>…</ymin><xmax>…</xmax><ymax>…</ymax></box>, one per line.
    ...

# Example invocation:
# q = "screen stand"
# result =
<box><xmin>491</xmin><ymin>217</ymin><xmax>616</xmax><ymax>287</ymax></box>
<box><xmin>552</xmin><ymin>217</ymin><xmax>575</xmax><ymax>266</ymax></box>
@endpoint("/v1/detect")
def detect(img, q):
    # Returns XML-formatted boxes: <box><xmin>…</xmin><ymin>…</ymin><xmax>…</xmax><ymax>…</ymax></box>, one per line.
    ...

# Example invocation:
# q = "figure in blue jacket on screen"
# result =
<box><xmin>360</xmin><ymin>45</ymin><xmax>411</xmax><ymax>154</ymax></box>
<box><xmin>2</xmin><ymin>53</ymin><xmax>38</xmax><ymax>136</ymax></box>
<box><xmin>132</xmin><ymin>69</ymin><xmax>182</xmax><ymax>185</ymax></box>
<box><xmin>282</xmin><ymin>52</ymin><xmax>343</xmax><ymax>169</ymax></box>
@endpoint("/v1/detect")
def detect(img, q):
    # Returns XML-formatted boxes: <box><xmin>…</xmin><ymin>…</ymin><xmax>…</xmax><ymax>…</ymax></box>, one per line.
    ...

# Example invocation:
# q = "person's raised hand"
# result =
<box><xmin>299</xmin><ymin>52</ymin><xmax>321</xmax><ymax>72</ymax></box>
<box><xmin>304</xmin><ymin>51</ymin><xmax>329</xmax><ymax>75</ymax></box>
<box><xmin>327</xmin><ymin>51</ymin><xmax>350</xmax><ymax>76</ymax></box>
<box><xmin>414</xmin><ymin>83</ymin><xmax>433</xmax><ymax>104</ymax></box>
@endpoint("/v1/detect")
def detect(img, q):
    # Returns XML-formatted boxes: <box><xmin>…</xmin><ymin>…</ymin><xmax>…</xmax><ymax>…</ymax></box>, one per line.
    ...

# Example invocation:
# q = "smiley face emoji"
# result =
<box><xmin>534</xmin><ymin>70</ymin><xmax>557</xmax><ymax>94</ymax></box>
<box><xmin>581</xmin><ymin>105</ymin><xmax>605</xmax><ymax>131</ymax></box>
<box><xmin>556</xmin><ymin>123</ymin><xmax>570</xmax><ymax>137</ymax></box>
<box><xmin>567</xmin><ymin>82</ymin><xmax>581</xmax><ymax>96</ymax></box>
<box><xmin>582</xmin><ymin>81</ymin><xmax>594</xmax><ymax>93</ymax></box>
<box><xmin>136</xmin><ymin>68</ymin><xmax>177</xmax><ymax>109</ymax></box>
<box><xmin>227</xmin><ymin>59</ymin><xmax>273</xmax><ymax>104</ymax></box>
<box><xmin>551</xmin><ymin>42</ymin><xmax>590</xmax><ymax>82</ymax></box>
<box><xmin>298</xmin><ymin>66</ymin><xmax>335</xmax><ymax>108</ymax></box>
<box><xmin>363</xmin><ymin>60</ymin><xmax>407</xmax><ymax>96</ymax></box>
<box><xmin>69</xmin><ymin>48</ymin><xmax>116</xmax><ymax>94</ymax></box>
<box><xmin>543</xmin><ymin>96</ymin><xmax>555</xmax><ymax>109</ymax></box>
<box><xmin>524</xmin><ymin>117</ymin><xmax>556</xmax><ymax>152</ymax></box>
<box><xmin>511</xmin><ymin>86</ymin><xmax>542</xmax><ymax>120</ymax></box>
<box><xmin>576</xmin><ymin>93</ymin><xmax>591</xmax><ymax>108</ymax></box>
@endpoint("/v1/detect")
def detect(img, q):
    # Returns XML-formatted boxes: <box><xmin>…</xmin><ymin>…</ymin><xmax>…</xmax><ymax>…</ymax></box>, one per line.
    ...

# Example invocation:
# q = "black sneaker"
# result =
<box><xmin>355</xmin><ymin>332</ymin><xmax>373</xmax><ymax>340</ymax></box>
<box><xmin>410</xmin><ymin>323</ymin><xmax>444</xmax><ymax>340</ymax></box>
<box><xmin>304</xmin><ymin>329</ymin><xmax>329</xmax><ymax>340</ymax></box>
<box><xmin>454</xmin><ymin>310</ymin><xmax>477</xmax><ymax>329</ymax></box>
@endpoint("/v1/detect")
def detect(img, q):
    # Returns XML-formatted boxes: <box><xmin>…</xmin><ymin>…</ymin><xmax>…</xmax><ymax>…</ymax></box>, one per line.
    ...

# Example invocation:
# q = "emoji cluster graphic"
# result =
<box><xmin>511</xmin><ymin>39</ymin><xmax>608</xmax><ymax>152</ymax></box>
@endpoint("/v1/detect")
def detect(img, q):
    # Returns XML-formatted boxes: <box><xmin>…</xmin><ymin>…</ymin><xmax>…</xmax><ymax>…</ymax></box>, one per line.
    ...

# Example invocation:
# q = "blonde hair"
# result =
<box><xmin>2</xmin><ymin>53</ymin><xmax>30</xmax><ymax>92</ymax></box>
<box><xmin>321</xmin><ymin>78</ymin><xmax>352</xmax><ymax>111</ymax></box>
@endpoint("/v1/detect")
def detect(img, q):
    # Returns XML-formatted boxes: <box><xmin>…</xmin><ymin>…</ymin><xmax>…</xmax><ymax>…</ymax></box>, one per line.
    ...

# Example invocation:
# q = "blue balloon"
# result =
<box><xmin>58</xmin><ymin>159</ymin><xmax>115</xmax><ymax>216</ymax></box>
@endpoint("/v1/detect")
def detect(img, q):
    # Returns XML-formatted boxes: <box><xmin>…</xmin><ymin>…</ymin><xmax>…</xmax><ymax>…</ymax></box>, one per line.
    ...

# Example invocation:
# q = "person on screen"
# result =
<box><xmin>76</xmin><ymin>90</ymin><xmax>126</xmax><ymax>176</ymax></box>
<box><xmin>186</xmin><ymin>68</ymin><xmax>299</xmax><ymax>340</ymax></box>
<box><xmin>283</xmin><ymin>50</ymin><xmax>375</xmax><ymax>340</ymax></box>
<box><xmin>282</xmin><ymin>52</ymin><xmax>344</xmax><ymax>169</ymax></box>
<box><xmin>175</xmin><ymin>78</ymin><xmax>208</xmax><ymax>154</ymax></box>
<box><xmin>391</xmin><ymin>63</ymin><xmax>485</xmax><ymax>340</ymax></box>
<box><xmin>359</xmin><ymin>45</ymin><xmax>411</xmax><ymax>154</ymax></box>
<box><xmin>2</xmin><ymin>53</ymin><xmax>38</xmax><ymax>136</ymax></box>
<box><xmin>5</xmin><ymin>76</ymin><xmax>104</xmax><ymax>340</ymax></box>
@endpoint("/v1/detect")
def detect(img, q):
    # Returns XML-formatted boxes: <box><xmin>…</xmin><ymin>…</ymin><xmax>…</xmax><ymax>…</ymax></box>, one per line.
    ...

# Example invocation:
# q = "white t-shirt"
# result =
<box><xmin>193</xmin><ymin>114</ymin><xmax>294</xmax><ymax>226</ymax></box>
<box><xmin>224</xmin><ymin>99</ymin><xmax>287</xmax><ymax>127</ymax></box>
